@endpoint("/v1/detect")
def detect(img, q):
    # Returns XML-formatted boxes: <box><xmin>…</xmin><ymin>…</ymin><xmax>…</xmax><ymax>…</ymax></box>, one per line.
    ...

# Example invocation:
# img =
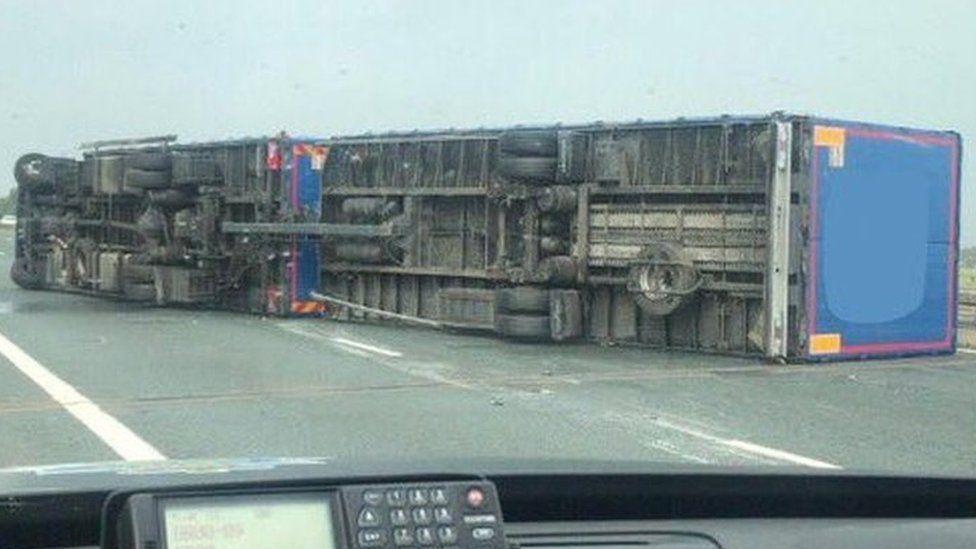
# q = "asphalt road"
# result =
<box><xmin>0</xmin><ymin>231</ymin><xmax>973</xmax><ymax>476</ymax></box>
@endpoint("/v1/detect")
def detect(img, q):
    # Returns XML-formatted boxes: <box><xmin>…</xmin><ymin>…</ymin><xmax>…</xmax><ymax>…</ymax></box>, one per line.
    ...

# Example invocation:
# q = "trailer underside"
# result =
<box><xmin>14</xmin><ymin>114</ymin><xmax>956</xmax><ymax>361</ymax></box>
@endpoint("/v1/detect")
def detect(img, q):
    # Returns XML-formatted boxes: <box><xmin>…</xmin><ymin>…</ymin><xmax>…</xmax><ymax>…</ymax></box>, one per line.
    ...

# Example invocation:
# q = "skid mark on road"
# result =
<box><xmin>0</xmin><ymin>330</ymin><xmax>165</xmax><ymax>462</ymax></box>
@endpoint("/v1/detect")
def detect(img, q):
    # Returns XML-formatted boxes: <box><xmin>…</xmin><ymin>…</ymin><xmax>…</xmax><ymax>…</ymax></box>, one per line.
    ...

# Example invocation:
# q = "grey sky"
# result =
<box><xmin>1</xmin><ymin>0</ymin><xmax>973</xmax><ymax>242</ymax></box>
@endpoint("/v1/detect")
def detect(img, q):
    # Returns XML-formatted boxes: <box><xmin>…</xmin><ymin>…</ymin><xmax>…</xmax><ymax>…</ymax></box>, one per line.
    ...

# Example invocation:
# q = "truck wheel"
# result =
<box><xmin>498</xmin><ymin>131</ymin><xmax>558</xmax><ymax>156</ymax></box>
<box><xmin>125</xmin><ymin>168</ymin><xmax>171</xmax><ymax>189</ymax></box>
<box><xmin>496</xmin><ymin>287</ymin><xmax>550</xmax><ymax>314</ymax></box>
<box><xmin>10</xmin><ymin>258</ymin><xmax>44</xmax><ymax>290</ymax></box>
<box><xmin>126</xmin><ymin>152</ymin><xmax>172</xmax><ymax>171</ymax></box>
<box><xmin>495</xmin><ymin>314</ymin><xmax>551</xmax><ymax>340</ymax></box>
<box><xmin>14</xmin><ymin>153</ymin><xmax>52</xmax><ymax>186</ymax></box>
<box><xmin>14</xmin><ymin>153</ymin><xmax>62</xmax><ymax>193</ymax></box>
<box><xmin>536</xmin><ymin>186</ymin><xmax>577</xmax><ymax>213</ymax></box>
<box><xmin>123</xmin><ymin>282</ymin><xmax>156</xmax><ymax>301</ymax></box>
<box><xmin>498</xmin><ymin>155</ymin><xmax>556</xmax><ymax>181</ymax></box>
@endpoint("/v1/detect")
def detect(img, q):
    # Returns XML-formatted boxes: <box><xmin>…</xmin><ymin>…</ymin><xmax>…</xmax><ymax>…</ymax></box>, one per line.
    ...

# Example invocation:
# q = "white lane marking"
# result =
<box><xmin>277</xmin><ymin>323</ymin><xmax>373</xmax><ymax>358</ymax></box>
<box><xmin>723</xmin><ymin>439</ymin><xmax>841</xmax><ymax>469</ymax></box>
<box><xmin>330</xmin><ymin>337</ymin><xmax>402</xmax><ymax>358</ymax></box>
<box><xmin>276</xmin><ymin>323</ymin><xmax>404</xmax><ymax>358</ymax></box>
<box><xmin>278</xmin><ymin>323</ymin><xmax>477</xmax><ymax>390</ymax></box>
<box><xmin>655</xmin><ymin>417</ymin><xmax>840</xmax><ymax>469</ymax></box>
<box><xmin>0</xmin><ymin>331</ymin><xmax>165</xmax><ymax>462</ymax></box>
<box><xmin>957</xmin><ymin>348</ymin><xmax>976</xmax><ymax>355</ymax></box>
<box><xmin>330</xmin><ymin>341</ymin><xmax>372</xmax><ymax>359</ymax></box>
<box><xmin>643</xmin><ymin>439</ymin><xmax>711</xmax><ymax>464</ymax></box>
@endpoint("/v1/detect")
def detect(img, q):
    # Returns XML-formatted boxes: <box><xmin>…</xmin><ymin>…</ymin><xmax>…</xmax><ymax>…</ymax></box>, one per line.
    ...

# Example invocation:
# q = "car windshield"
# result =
<box><xmin>0</xmin><ymin>0</ymin><xmax>973</xmax><ymax>477</ymax></box>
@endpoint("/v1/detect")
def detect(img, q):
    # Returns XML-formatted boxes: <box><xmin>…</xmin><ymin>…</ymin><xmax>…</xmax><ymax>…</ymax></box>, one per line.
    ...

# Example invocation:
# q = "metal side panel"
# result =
<box><xmin>805</xmin><ymin>121</ymin><xmax>960</xmax><ymax>360</ymax></box>
<box><xmin>764</xmin><ymin>120</ymin><xmax>792</xmax><ymax>359</ymax></box>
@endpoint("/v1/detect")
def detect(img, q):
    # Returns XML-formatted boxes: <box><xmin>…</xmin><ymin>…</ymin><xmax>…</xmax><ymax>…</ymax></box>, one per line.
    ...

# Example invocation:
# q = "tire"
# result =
<box><xmin>14</xmin><ymin>153</ymin><xmax>54</xmax><ymax>191</ymax></box>
<box><xmin>10</xmin><ymin>258</ymin><xmax>44</xmax><ymax>290</ymax></box>
<box><xmin>123</xmin><ymin>281</ymin><xmax>156</xmax><ymax>301</ymax></box>
<box><xmin>497</xmin><ymin>155</ymin><xmax>556</xmax><ymax>181</ymax></box>
<box><xmin>496</xmin><ymin>287</ymin><xmax>550</xmax><ymax>314</ymax></box>
<box><xmin>498</xmin><ymin>131</ymin><xmax>558</xmax><ymax>156</ymax></box>
<box><xmin>148</xmin><ymin>189</ymin><xmax>192</xmax><ymax>208</ymax></box>
<box><xmin>125</xmin><ymin>168</ymin><xmax>171</xmax><ymax>189</ymax></box>
<box><xmin>536</xmin><ymin>186</ymin><xmax>577</xmax><ymax>213</ymax></box>
<box><xmin>126</xmin><ymin>152</ymin><xmax>172</xmax><ymax>171</ymax></box>
<box><xmin>495</xmin><ymin>314</ymin><xmax>551</xmax><ymax>340</ymax></box>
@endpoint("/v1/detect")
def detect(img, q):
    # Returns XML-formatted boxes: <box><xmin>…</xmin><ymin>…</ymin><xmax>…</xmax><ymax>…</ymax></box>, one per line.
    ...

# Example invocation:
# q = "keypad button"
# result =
<box><xmin>472</xmin><ymin>527</ymin><xmax>495</xmax><ymax>541</ymax></box>
<box><xmin>408</xmin><ymin>488</ymin><xmax>429</xmax><ymax>505</ymax></box>
<box><xmin>387</xmin><ymin>489</ymin><xmax>407</xmax><ymax>506</ymax></box>
<box><xmin>437</xmin><ymin>525</ymin><xmax>458</xmax><ymax>544</ymax></box>
<box><xmin>412</xmin><ymin>507</ymin><xmax>432</xmax><ymax>525</ymax></box>
<box><xmin>390</xmin><ymin>508</ymin><xmax>410</xmax><ymax>526</ymax></box>
<box><xmin>430</xmin><ymin>487</ymin><xmax>449</xmax><ymax>505</ymax></box>
<box><xmin>393</xmin><ymin>528</ymin><xmax>414</xmax><ymax>546</ymax></box>
<box><xmin>358</xmin><ymin>529</ymin><xmax>386</xmax><ymax>547</ymax></box>
<box><xmin>462</xmin><ymin>514</ymin><xmax>497</xmax><ymax>525</ymax></box>
<box><xmin>434</xmin><ymin>507</ymin><xmax>452</xmax><ymax>524</ymax></box>
<box><xmin>358</xmin><ymin>507</ymin><xmax>381</xmax><ymax>527</ymax></box>
<box><xmin>466</xmin><ymin>487</ymin><xmax>485</xmax><ymax>508</ymax></box>
<box><xmin>363</xmin><ymin>490</ymin><xmax>384</xmax><ymax>506</ymax></box>
<box><xmin>415</xmin><ymin>527</ymin><xmax>435</xmax><ymax>546</ymax></box>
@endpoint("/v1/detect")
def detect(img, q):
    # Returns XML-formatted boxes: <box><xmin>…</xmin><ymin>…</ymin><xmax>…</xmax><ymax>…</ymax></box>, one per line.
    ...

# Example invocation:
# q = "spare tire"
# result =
<box><xmin>10</xmin><ymin>258</ymin><xmax>44</xmax><ymax>290</ymax></box>
<box><xmin>496</xmin><ymin>287</ymin><xmax>550</xmax><ymax>314</ymax></box>
<box><xmin>126</xmin><ymin>152</ymin><xmax>172</xmax><ymax>171</ymax></box>
<box><xmin>498</xmin><ymin>131</ymin><xmax>558</xmax><ymax>156</ymax></box>
<box><xmin>495</xmin><ymin>314</ymin><xmax>551</xmax><ymax>340</ymax></box>
<box><xmin>498</xmin><ymin>155</ymin><xmax>556</xmax><ymax>181</ymax></box>
<box><xmin>125</xmin><ymin>168</ymin><xmax>171</xmax><ymax>189</ymax></box>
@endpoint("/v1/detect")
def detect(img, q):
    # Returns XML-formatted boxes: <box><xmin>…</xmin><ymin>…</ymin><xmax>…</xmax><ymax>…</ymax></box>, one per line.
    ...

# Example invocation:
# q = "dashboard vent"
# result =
<box><xmin>507</xmin><ymin>529</ymin><xmax>719</xmax><ymax>549</ymax></box>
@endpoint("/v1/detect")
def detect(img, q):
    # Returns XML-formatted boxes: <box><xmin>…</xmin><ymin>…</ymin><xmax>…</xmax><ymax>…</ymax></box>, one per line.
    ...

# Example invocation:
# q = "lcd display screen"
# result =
<box><xmin>162</xmin><ymin>493</ymin><xmax>336</xmax><ymax>549</ymax></box>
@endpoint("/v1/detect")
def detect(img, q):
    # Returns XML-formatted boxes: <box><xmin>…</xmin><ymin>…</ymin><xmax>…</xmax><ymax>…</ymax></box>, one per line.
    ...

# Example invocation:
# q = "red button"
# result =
<box><xmin>466</xmin><ymin>487</ymin><xmax>485</xmax><ymax>508</ymax></box>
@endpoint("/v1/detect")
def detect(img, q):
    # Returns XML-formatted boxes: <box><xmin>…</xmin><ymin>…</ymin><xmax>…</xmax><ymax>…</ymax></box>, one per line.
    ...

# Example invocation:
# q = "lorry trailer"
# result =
<box><xmin>11</xmin><ymin>114</ymin><xmax>961</xmax><ymax>361</ymax></box>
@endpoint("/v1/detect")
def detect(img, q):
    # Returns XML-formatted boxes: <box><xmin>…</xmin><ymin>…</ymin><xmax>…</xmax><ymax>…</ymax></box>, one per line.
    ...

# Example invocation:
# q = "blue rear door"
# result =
<box><xmin>806</xmin><ymin>122</ymin><xmax>960</xmax><ymax>358</ymax></box>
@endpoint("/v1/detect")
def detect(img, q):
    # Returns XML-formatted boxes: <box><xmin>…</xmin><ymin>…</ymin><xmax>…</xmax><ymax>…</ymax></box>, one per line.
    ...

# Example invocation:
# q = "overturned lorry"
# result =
<box><xmin>12</xmin><ymin>114</ymin><xmax>961</xmax><ymax>361</ymax></box>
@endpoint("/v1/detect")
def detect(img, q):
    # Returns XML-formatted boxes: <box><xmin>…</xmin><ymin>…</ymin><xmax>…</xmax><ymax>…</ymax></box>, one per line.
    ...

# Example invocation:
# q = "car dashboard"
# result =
<box><xmin>0</xmin><ymin>458</ymin><xmax>974</xmax><ymax>549</ymax></box>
